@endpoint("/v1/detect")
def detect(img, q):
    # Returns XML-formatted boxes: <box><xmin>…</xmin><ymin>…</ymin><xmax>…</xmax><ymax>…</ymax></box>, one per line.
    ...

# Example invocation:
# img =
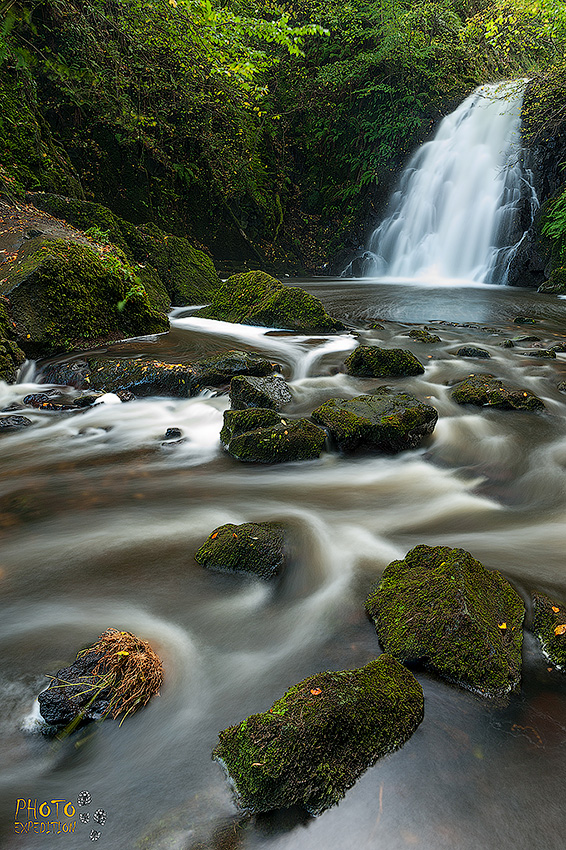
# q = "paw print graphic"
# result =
<box><xmin>93</xmin><ymin>810</ymin><xmax>106</xmax><ymax>826</ymax></box>
<box><xmin>90</xmin><ymin>830</ymin><xmax>100</xmax><ymax>841</ymax></box>
<box><xmin>76</xmin><ymin>790</ymin><xmax>107</xmax><ymax>841</ymax></box>
<box><xmin>79</xmin><ymin>813</ymin><xmax>90</xmax><ymax>823</ymax></box>
<box><xmin>77</xmin><ymin>791</ymin><xmax>92</xmax><ymax>806</ymax></box>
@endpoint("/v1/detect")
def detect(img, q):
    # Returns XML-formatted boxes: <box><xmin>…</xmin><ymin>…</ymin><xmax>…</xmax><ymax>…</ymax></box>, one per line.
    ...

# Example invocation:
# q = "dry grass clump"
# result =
<box><xmin>78</xmin><ymin>628</ymin><xmax>164</xmax><ymax>721</ymax></box>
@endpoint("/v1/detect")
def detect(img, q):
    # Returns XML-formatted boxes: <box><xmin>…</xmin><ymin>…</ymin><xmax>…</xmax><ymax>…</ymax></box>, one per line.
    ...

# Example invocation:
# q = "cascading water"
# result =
<box><xmin>356</xmin><ymin>80</ymin><xmax>538</xmax><ymax>283</ymax></box>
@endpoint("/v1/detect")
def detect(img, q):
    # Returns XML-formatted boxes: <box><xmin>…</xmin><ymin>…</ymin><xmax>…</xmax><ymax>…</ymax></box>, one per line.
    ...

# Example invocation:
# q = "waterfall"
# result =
<box><xmin>355</xmin><ymin>80</ymin><xmax>538</xmax><ymax>284</ymax></box>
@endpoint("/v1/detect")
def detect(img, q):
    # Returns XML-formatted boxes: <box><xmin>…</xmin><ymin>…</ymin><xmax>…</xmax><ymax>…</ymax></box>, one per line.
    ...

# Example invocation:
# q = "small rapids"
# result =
<box><xmin>1</xmin><ymin>280</ymin><xmax>566</xmax><ymax>850</ymax></box>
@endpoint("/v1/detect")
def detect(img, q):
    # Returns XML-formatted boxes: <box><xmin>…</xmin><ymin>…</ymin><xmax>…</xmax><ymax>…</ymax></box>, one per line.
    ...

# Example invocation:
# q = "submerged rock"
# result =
<box><xmin>451</xmin><ymin>375</ymin><xmax>545</xmax><ymax>410</ymax></box>
<box><xmin>38</xmin><ymin>628</ymin><xmax>163</xmax><ymax>728</ymax></box>
<box><xmin>213</xmin><ymin>654</ymin><xmax>423</xmax><ymax>815</ymax></box>
<box><xmin>513</xmin><ymin>316</ymin><xmax>538</xmax><ymax>325</ymax></box>
<box><xmin>195</xmin><ymin>521</ymin><xmax>286</xmax><ymax>579</ymax></box>
<box><xmin>344</xmin><ymin>345</ymin><xmax>424</xmax><ymax>378</ymax></box>
<box><xmin>194</xmin><ymin>270</ymin><xmax>345</xmax><ymax>333</ymax></box>
<box><xmin>221</xmin><ymin>408</ymin><xmax>326</xmax><ymax>464</ymax></box>
<box><xmin>0</xmin><ymin>415</ymin><xmax>32</xmax><ymax>431</ymax></box>
<box><xmin>455</xmin><ymin>347</ymin><xmax>491</xmax><ymax>359</ymax></box>
<box><xmin>520</xmin><ymin>348</ymin><xmax>556</xmax><ymax>359</ymax></box>
<box><xmin>365</xmin><ymin>545</ymin><xmax>524</xmax><ymax>697</ymax></box>
<box><xmin>229</xmin><ymin>375</ymin><xmax>292</xmax><ymax>410</ymax></box>
<box><xmin>532</xmin><ymin>592</ymin><xmax>566</xmax><ymax>670</ymax></box>
<box><xmin>311</xmin><ymin>389</ymin><xmax>437</xmax><ymax>454</ymax></box>
<box><xmin>407</xmin><ymin>328</ymin><xmax>441</xmax><ymax>343</ymax></box>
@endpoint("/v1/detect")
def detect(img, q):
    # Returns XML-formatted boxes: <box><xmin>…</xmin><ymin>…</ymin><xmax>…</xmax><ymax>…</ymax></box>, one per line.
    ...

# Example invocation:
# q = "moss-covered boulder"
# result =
<box><xmin>407</xmin><ymin>328</ymin><xmax>441</xmax><ymax>343</ymax></box>
<box><xmin>213</xmin><ymin>654</ymin><xmax>423</xmax><ymax>815</ymax></box>
<box><xmin>29</xmin><ymin>194</ymin><xmax>220</xmax><ymax>305</ymax></box>
<box><xmin>311</xmin><ymin>389</ymin><xmax>437</xmax><ymax>454</ymax></box>
<box><xmin>451</xmin><ymin>375</ymin><xmax>545</xmax><ymax>410</ymax></box>
<box><xmin>221</xmin><ymin>408</ymin><xmax>326</xmax><ymax>463</ymax></box>
<box><xmin>229</xmin><ymin>375</ymin><xmax>292</xmax><ymax>410</ymax></box>
<box><xmin>455</xmin><ymin>347</ymin><xmax>491</xmax><ymax>359</ymax></box>
<box><xmin>344</xmin><ymin>345</ymin><xmax>425</xmax><ymax>378</ymax></box>
<box><xmin>195</xmin><ymin>521</ymin><xmax>286</xmax><ymax>579</ymax></box>
<box><xmin>0</xmin><ymin>301</ymin><xmax>25</xmax><ymax>383</ymax></box>
<box><xmin>532</xmin><ymin>592</ymin><xmax>566</xmax><ymax>671</ymax></box>
<box><xmin>190</xmin><ymin>351</ymin><xmax>280</xmax><ymax>392</ymax></box>
<box><xmin>194</xmin><ymin>270</ymin><xmax>345</xmax><ymax>333</ymax></box>
<box><xmin>365</xmin><ymin>545</ymin><xmax>525</xmax><ymax>697</ymax></box>
<box><xmin>3</xmin><ymin>238</ymin><xmax>168</xmax><ymax>357</ymax></box>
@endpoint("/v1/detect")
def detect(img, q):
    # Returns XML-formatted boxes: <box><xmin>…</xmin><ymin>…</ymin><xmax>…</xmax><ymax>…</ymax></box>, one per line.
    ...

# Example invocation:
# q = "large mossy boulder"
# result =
<box><xmin>229</xmin><ymin>374</ymin><xmax>292</xmax><ymax>410</ymax></box>
<box><xmin>213</xmin><ymin>654</ymin><xmax>424</xmax><ymax>815</ymax></box>
<box><xmin>194</xmin><ymin>270</ymin><xmax>345</xmax><ymax>333</ymax></box>
<box><xmin>0</xmin><ymin>300</ymin><xmax>25</xmax><ymax>383</ymax></box>
<box><xmin>311</xmin><ymin>389</ymin><xmax>437</xmax><ymax>454</ymax></box>
<box><xmin>221</xmin><ymin>408</ymin><xmax>326</xmax><ymax>463</ymax></box>
<box><xmin>3</xmin><ymin>238</ymin><xmax>168</xmax><ymax>357</ymax></box>
<box><xmin>195</xmin><ymin>521</ymin><xmax>286</xmax><ymax>579</ymax></box>
<box><xmin>344</xmin><ymin>345</ymin><xmax>424</xmax><ymax>378</ymax></box>
<box><xmin>532</xmin><ymin>592</ymin><xmax>566</xmax><ymax>670</ymax></box>
<box><xmin>365</xmin><ymin>545</ymin><xmax>525</xmax><ymax>698</ymax></box>
<box><xmin>29</xmin><ymin>193</ymin><xmax>220</xmax><ymax>305</ymax></box>
<box><xmin>451</xmin><ymin>374</ymin><xmax>545</xmax><ymax>410</ymax></box>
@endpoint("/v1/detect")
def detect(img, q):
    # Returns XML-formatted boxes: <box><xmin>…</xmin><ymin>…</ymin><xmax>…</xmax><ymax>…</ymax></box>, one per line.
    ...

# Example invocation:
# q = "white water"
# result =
<box><xmin>360</xmin><ymin>80</ymin><xmax>537</xmax><ymax>283</ymax></box>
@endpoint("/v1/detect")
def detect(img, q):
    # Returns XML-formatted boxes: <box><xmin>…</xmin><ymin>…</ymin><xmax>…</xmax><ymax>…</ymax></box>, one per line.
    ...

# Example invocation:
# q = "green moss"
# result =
<box><xmin>0</xmin><ymin>301</ymin><xmax>25</xmax><ymax>383</ymax></box>
<box><xmin>84</xmin><ymin>359</ymin><xmax>192</xmax><ymax>397</ymax></box>
<box><xmin>538</xmin><ymin>268</ymin><xmax>566</xmax><ymax>294</ymax></box>
<box><xmin>311</xmin><ymin>389</ymin><xmax>438</xmax><ymax>454</ymax></box>
<box><xmin>407</xmin><ymin>328</ymin><xmax>441</xmax><ymax>344</ymax></box>
<box><xmin>532</xmin><ymin>592</ymin><xmax>566</xmax><ymax>671</ymax></box>
<box><xmin>221</xmin><ymin>409</ymin><xmax>326</xmax><ymax>463</ymax></box>
<box><xmin>191</xmin><ymin>351</ymin><xmax>278</xmax><ymax>393</ymax></box>
<box><xmin>344</xmin><ymin>345</ymin><xmax>425</xmax><ymax>378</ymax></box>
<box><xmin>365</xmin><ymin>545</ymin><xmax>525</xmax><ymax>697</ymax></box>
<box><xmin>195</xmin><ymin>270</ymin><xmax>345</xmax><ymax>332</ymax></box>
<box><xmin>451</xmin><ymin>374</ymin><xmax>545</xmax><ymax>410</ymax></box>
<box><xmin>195</xmin><ymin>521</ymin><xmax>286</xmax><ymax>579</ymax></box>
<box><xmin>4</xmin><ymin>238</ymin><xmax>168</xmax><ymax>357</ymax></box>
<box><xmin>220</xmin><ymin>409</ymin><xmax>284</xmax><ymax>446</ymax></box>
<box><xmin>213</xmin><ymin>654</ymin><xmax>424</xmax><ymax>815</ymax></box>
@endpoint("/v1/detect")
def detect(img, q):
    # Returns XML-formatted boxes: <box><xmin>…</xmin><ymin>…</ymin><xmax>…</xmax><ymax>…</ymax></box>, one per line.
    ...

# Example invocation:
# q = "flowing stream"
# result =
<box><xmin>359</xmin><ymin>81</ymin><xmax>537</xmax><ymax>283</ymax></box>
<box><xmin>1</xmin><ymin>280</ymin><xmax>566</xmax><ymax>850</ymax></box>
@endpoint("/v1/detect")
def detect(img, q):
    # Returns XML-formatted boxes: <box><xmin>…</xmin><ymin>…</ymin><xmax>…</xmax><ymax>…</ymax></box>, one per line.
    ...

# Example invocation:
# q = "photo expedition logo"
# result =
<box><xmin>14</xmin><ymin>791</ymin><xmax>107</xmax><ymax>841</ymax></box>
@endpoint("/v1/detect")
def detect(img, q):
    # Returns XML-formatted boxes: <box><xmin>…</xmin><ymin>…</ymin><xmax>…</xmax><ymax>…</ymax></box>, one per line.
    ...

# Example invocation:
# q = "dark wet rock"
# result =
<box><xmin>0</xmin><ymin>415</ymin><xmax>32</xmax><ymax>431</ymax></box>
<box><xmin>213</xmin><ymin>654</ymin><xmax>423</xmax><ymax>815</ymax></box>
<box><xmin>163</xmin><ymin>428</ymin><xmax>183</xmax><ymax>440</ymax></box>
<box><xmin>229</xmin><ymin>375</ymin><xmax>292</xmax><ymax>411</ymax></box>
<box><xmin>191</xmin><ymin>351</ymin><xmax>280</xmax><ymax>392</ymax></box>
<box><xmin>520</xmin><ymin>348</ymin><xmax>556</xmax><ymax>359</ymax></box>
<box><xmin>38</xmin><ymin>650</ymin><xmax>111</xmax><ymax>726</ymax></box>
<box><xmin>551</xmin><ymin>342</ymin><xmax>566</xmax><ymax>353</ymax></box>
<box><xmin>39</xmin><ymin>360</ymin><xmax>90</xmax><ymax>389</ymax></box>
<box><xmin>344</xmin><ymin>345</ymin><xmax>424</xmax><ymax>378</ymax></box>
<box><xmin>194</xmin><ymin>270</ymin><xmax>346</xmax><ymax>333</ymax></box>
<box><xmin>3</xmin><ymin>237</ymin><xmax>168</xmax><ymax>357</ymax></box>
<box><xmin>365</xmin><ymin>544</ymin><xmax>525</xmax><ymax>697</ymax></box>
<box><xmin>82</xmin><ymin>359</ymin><xmax>193</xmax><ymax>397</ymax></box>
<box><xmin>532</xmin><ymin>592</ymin><xmax>566</xmax><ymax>670</ymax></box>
<box><xmin>514</xmin><ymin>336</ymin><xmax>541</xmax><ymax>343</ymax></box>
<box><xmin>451</xmin><ymin>375</ymin><xmax>545</xmax><ymax>411</ymax></box>
<box><xmin>513</xmin><ymin>316</ymin><xmax>538</xmax><ymax>325</ymax></box>
<box><xmin>195</xmin><ymin>521</ymin><xmax>286</xmax><ymax>579</ymax></box>
<box><xmin>0</xmin><ymin>301</ymin><xmax>25</xmax><ymax>384</ymax></box>
<box><xmin>311</xmin><ymin>389</ymin><xmax>437</xmax><ymax>454</ymax></box>
<box><xmin>221</xmin><ymin>408</ymin><xmax>326</xmax><ymax>464</ymax></box>
<box><xmin>407</xmin><ymin>328</ymin><xmax>441</xmax><ymax>343</ymax></box>
<box><xmin>21</xmin><ymin>391</ymin><xmax>77</xmax><ymax>411</ymax></box>
<box><xmin>538</xmin><ymin>268</ymin><xmax>566</xmax><ymax>295</ymax></box>
<box><xmin>74</xmin><ymin>392</ymin><xmax>106</xmax><ymax>407</ymax></box>
<box><xmin>557</xmin><ymin>381</ymin><xmax>566</xmax><ymax>392</ymax></box>
<box><xmin>367</xmin><ymin>321</ymin><xmax>385</xmax><ymax>330</ymax></box>
<box><xmin>500</xmin><ymin>340</ymin><xmax>515</xmax><ymax>348</ymax></box>
<box><xmin>455</xmin><ymin>347</ymin><xmax>491</xmax><ymax>359</ymax></box>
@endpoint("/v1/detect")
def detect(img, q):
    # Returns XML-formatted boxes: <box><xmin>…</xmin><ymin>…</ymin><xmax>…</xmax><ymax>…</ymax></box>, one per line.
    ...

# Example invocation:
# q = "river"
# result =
<box><xmin>0</xmin><ymin>278</ymin><xmax>565</xmax><ymax>850</ymax></box>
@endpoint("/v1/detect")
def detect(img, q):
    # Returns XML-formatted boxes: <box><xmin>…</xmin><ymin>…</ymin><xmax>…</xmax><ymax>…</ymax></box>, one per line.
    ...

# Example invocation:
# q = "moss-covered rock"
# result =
<box><xmin>29</xmin><ymin>194</ymin><xmax>220</xmax><ymax>306</ymax></box>
<box><xmin>0</xmin><ymin>301</ymin><xmax>25</xmax><ymax>383</ymax></box>
<box><xmin>538</xmin><ymin>267</ymin><xmax>566</xmax><ymax>294</ymax></box>
<box><xmin>229</xmin><ymin>375</ymin><xmax>292</xmax><ymax>410</ymax></box>
<box><xmin>213</xmin><ymin>654</ymin><xmax>423</xmax><ymax>815</ymax></box>
<box><xmin>195</xmin><ymin>270</ymin><xmax>345</xmax><ymax>332</ymax></box>
<box><xmin>520</xmin><ymin>348</ymin><xmax>556</xmax><ymax>359</ymax></box>
<box><xmin>451</xmin><ymin>374</ymin><xmax>545</xmax><ymax>410</ymax></box>
<box><xmin>311</xmin><ymin>389</ymin><xmax>437</xmax><ymax>454</ymax></box>
<box><xmin>190</xmin><ymin>351</ymin><xmax>280</xmax><ymax>392</ymax></box>
<box><xmin>221</xmin><ymin>408</ymin><xmax>326</xmax><ymax>463</ymax></box>
<box><xmin>532</xmin><ymin>592</ymin><xmax>566</xmax><ymax>670</ymax></box>
<box><xmin>3</xmin><ymin>238</ymin><xmax>168</xmax><ymax>357</ymax></box>
<box><xmin>195</xmin><ymin>521</ymin><xmax>286</xmax><ymax>579</ymax></box>
<box><xmin>455</xmin><ymin>347</ymin><xmax>491</xmax><ymax>359</ymax></box>
<box><xmin>365</xmin><ymin>545</ymin><xmax>525</xmax><ymax>697</ymax></box>
<box><xmin>344</xmin><ymin>345</ymin><xmax>425</xmax><ymax>378</ymax></box>
<box><xmin>407</xmin><ymin>328</ymin><xmax>441</xmax><ymax>343</ymax></box>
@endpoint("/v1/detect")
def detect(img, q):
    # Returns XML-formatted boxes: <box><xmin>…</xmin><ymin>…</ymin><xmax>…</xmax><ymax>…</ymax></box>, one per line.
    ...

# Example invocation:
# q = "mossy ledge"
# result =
<box><xmin>365</xmin><ymin>545</ymin><xmax>525</xmax><ymax>698</ymax></box>
<box><xmin>532</xmin><ymin>592</ymin><xmax>566</xmax><ymax>671</ymax></box>
<box><xmin>195</xmin><ymin>270</ymin><xmax>346</xmax><ymax>333</ymax></box>
<box><xmin>212</xmin><ymin>654</ymin><xmax>423</xmax><ymax>815</ymax></box>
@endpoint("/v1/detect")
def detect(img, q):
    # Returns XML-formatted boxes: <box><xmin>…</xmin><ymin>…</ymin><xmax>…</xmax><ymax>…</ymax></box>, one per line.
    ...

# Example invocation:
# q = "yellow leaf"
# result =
<box><xmin>552</xmin><ymin>606</ymin><xmax>560</xmax><ymax>613</ymax></box>
<box><xmin>498</xmin><ymin>622</ymin><xmax>507</xmax><ymax>630</ymax></box>
<box><xmin>554</xmin><ymin>624</ymin><xmax>566</xmax><ymax>636</ymax></box>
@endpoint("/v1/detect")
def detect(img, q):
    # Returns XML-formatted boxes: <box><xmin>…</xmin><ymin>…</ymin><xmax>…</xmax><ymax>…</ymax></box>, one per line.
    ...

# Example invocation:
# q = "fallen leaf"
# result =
<box><xmin>552</xmin><ymin>606</ymin><xmax>560</xmax><ymax>613</ymax></box>
<box><xmin>554</xmin><ymin>624</ymin><xmax>566</xmax><ymax>636</ymax></box>
<box><xmin>498</xmin><ymin>622</ymin><xmax>507</xmax><ymax>629</ymax></box>
<box><xmin>310</xmin><ymin>687</ymin><xmax>322</xmax><ymax>695</ymax></box>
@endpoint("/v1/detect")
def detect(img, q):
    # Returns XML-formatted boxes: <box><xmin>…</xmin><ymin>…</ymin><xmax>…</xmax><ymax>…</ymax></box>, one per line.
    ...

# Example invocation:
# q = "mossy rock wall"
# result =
<box><xmin>213</xmin><ymin>654</ymin><xmax>424</xmax><ymax>815</ymax></box>
<box><xmin>0</xmin><ymin>300</ymin><xmax>25</xmax><ymax>383</ymax></box>
<box><xmin>3</xmin><ymin>238</ymin><xmax>168</xmax><ymax>357</ymax></box>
